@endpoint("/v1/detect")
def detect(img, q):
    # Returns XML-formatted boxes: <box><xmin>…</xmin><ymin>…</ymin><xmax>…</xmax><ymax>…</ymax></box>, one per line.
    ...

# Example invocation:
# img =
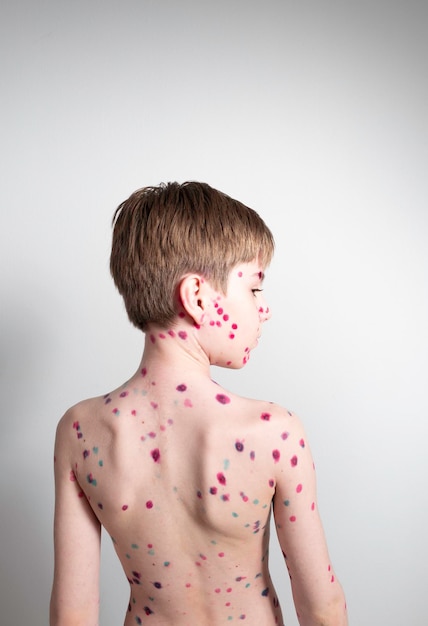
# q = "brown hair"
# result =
<box><xmin>110</xmin><ymin>181</ymin><xmax>274</xmax><ymax>331</ymax></box>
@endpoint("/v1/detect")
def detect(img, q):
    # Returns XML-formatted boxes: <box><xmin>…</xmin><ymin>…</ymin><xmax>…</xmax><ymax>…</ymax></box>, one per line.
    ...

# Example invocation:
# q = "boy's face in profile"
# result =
<box><xmin>203</xmin><ymin>260</ymin><xmax>271</xmax><ymax>369</ymax></box>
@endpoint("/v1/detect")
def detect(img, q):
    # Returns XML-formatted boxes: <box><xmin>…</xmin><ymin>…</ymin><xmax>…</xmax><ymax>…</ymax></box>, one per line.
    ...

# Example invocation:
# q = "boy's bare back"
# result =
<box><xmin>51</xmin><ymin>182</ymin><xmax>347</xmax><ymax>626</ymax></box>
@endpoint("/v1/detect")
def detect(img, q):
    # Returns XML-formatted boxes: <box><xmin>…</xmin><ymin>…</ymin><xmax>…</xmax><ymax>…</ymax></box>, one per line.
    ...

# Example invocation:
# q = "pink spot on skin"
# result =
<box><xmin>168</xmin><ymin>329</ymin><xmax>176</xmax><ymax>337</ymax></box>
<box><xmin>261</xmin><ymin>412</ymin><xmax>271</xmax><ymax>421</ymax></box>
<box><xmin>291</xmin><ymin>455</ymin><xmax>298</xmax><ymax>467</ymax></box>
<box><xmin>151</xmin><ymin>449</ymin><xmax>160</xmax><ymax>463</ymax></box>
<box><xmin>141</xmin><ymin>367</ymin><xmax>147</xmax><ymax>377</ymax></box>
<box><xmin>217</xmin><ymin>308</ymin><xmax>224</xmax><ymax>315</ymax></box>
<box><xmin>221</xmin><ymin>494</ymin><xmax>230</xmax><ymax>501</ymax></box>
<box><xmin>281</xmin><ymin>432</ymin><xmax>289</xmax><ymax>440</ymax></box>
<box><xmin>272</xmin><ymin>449</ymin><xmax>280</xmax><ymax>463</ymax></box>
<box><xmin>146</xmin><ymin>500</ymin><xmax>153</xmax><ymax>509</ymax></box>
<box><xmin>311</xmin><ymin>502</ymin><xmax>316</xmax><ymax>511</ymax></box>
<box><xmin>229</xmin><ymin>333</ymin><xmax>235</xmax><ymax>339</ymax></box>
<box><xmin>269</xmin><ymin>479</ymin><xmax>275</xmax><ymax>488</ymax></box>
<box><xmin>184</xmin><ymin>398</ymin><xmax>193</xmax><ymax>408</ymax></box>
<box><xmin>210</xmin><ymin>487</ymin><xmax>218</xmax><ymax>495</ymax></box>
<box><xmin>238</xmin><ymin>271</ymin><xmax>243</xmax><ymax>277</ymax></box>
<box><xmin>150</xmin><ymin>334</ymin><xmax>156</xmax><ymax>344</ymax></box>
<box><xmin>331</xmin><ymin>575</ymin><xmax>335</xmax><ymax>583</ymax></box>
<box><xmin>216</xmin><ymin>394</ymin><xmax>231</xmax><ymax>405</ymax></box>
<box><xmin>151</xmin><ymin>402</ymin><xmax>158</xmax><ymax>409</ymax></box>
<box><xmin>289</xmin><ymin>515</ymin><xmax>296</xmax><ymax>522</ymax></box>
<box><xmin>296</xmin><ymin>484</ymin><xmax>303</xmax><ymax>493</ymax></box>
<box><xmin>227</xmin><ymin>588</ymin><xmax>232</xmax><ymax>593</ymax></box>
<box><xmin>148</xmin><ymin>432</ymin><xmax>156</xmax><ymax>438</ymax></box>
<box><xmin>215</xmin><ymin>588</ymin><xmax>221</xmax><ymax>594</ymax></box>
<box><xmin>250</xmin><ymin>451</ymin><xmax>255</xmax><ymax>460</ymax></box>
<box><xmin>158</xmin><ymin>333</ymin><xmax>166</xmax><ymax>339</ymax></box>
<box><xmin>218</xmin><ymin>552</ymin><xmax>225</xmax><ymax>558</ymax></box>
<box><xmin>240</xmin><ymin>492</ymin><xmax>249</xmax><ymax>502</ymax></box>
<box><xmin>176</xmin><ymin>384</ymin><xmax>187</xmax><ymax>392</ymax></box>
<box><xmin>217</xmin><ymin>472</ymin><xmax>226</xmax><ymax>485</ymax></box>
<box><xmin>232</xmin><ymin>323</ymin><xmax>238</xmax><ymax>329</ymax></box>
<box><xmin>131</xmin><ymin>410</ymin><xmax>137</xmax><ymax>416</ymax></box>
<box><xmin>120</xmin><ymin>391</ymin><xmax>129</xmax><ymax>398</ymax></box>
<box><xmin>122</xmin><ymin>505</ymin><xmax>128</xmax><ymax>511</ymax></box>
<box><xmin>178</xmin><ymin>331</ymin><xmax>187</xmax><ymax>340</ymax></box>
<box><xmin>223</xmin><ymin>314</ymin><xmax>229</xmax><ymax>321</ymax></box>
<box><xmin>83</xmin><ymin>449</ymin><xmax>90</xmax><ymax>459</ymax></box>
<box><xmin>300</xmin><ymin>438</ymin><xmax>306</xmax><ymax>447</ymax></box>
<box><xmin>185</xmin><ymin>583</ymin><xmax>191</xmax><ymax>588</ymax></box>
<box><xmin>216</xmin><ymin>321</ymin><xmax>222</xmax><ymax>327</ymax></box>
<box><xmin>235</xmin><ymin>440</ymin><xmax>244</xmax><ymax>452</ymax></box>
<box><xmin>69</xmin><ymin>470</ymin><xmax>76</xmax><ymax>482</ymax></box>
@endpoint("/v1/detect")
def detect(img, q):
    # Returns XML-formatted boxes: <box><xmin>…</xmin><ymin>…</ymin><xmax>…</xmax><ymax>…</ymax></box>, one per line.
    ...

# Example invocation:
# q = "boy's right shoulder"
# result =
<box><xmin>55</xmin><ymin>396</ymin><xmax>100</xmax><ymax>440</ymax></box>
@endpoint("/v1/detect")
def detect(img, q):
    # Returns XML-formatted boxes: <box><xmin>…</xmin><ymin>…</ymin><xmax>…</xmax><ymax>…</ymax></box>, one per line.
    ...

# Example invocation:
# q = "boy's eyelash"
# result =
<box><xmin>252</xmin><ymin>288</ymin><xmax>263</xmax><ymax>295</ymax></box>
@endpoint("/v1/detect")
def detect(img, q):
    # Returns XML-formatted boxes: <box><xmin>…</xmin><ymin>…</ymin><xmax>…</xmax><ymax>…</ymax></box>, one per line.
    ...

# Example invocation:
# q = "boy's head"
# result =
<box><xmin>110</xmin><ymin>181</ymin><xmax>274</xmax><ymax>332</ymax></box>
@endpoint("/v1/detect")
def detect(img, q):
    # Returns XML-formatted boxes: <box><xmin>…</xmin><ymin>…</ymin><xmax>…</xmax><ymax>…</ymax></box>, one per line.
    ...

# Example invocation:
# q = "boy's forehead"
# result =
<box><xmin>233</xmin><ymin>261</ymin><xmax>265</xmax><ymax>280</ymax></box>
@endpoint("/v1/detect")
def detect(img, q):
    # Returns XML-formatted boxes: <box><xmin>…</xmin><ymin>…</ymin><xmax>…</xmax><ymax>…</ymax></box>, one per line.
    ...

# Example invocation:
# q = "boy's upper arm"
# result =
<box><xmin>51</xmin><ymin>412</ymin><xmax>101</xmax><ymax>625</ymax></box>
<box><xmin>272</xmin><ymin>412</ymin><xmax>343</xmax><ymax>618</ymax></box>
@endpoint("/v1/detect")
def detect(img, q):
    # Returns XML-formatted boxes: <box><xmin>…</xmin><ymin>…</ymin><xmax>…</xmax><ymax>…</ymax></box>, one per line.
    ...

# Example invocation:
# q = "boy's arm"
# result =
<box><xmin>273</xmin><ymin>413</ymin><xmax>348</xmax><ymax>626</ymax></box>
<box><xmin>50</xmin><ymin>414</ymin><xmax>101</xmax><ymax>626</ymax></box>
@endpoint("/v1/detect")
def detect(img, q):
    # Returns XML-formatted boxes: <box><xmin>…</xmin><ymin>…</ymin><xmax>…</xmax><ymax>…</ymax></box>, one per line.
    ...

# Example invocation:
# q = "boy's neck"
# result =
<box><xmin>137</xmin><ymin>320</ymin><xmax>212</xmax><ymax>379</ymax></box>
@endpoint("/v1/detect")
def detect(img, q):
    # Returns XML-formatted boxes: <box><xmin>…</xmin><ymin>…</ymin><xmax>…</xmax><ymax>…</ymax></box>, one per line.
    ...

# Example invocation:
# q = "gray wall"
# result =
<box><xmin>1</xmin><ymin>1</ymin><xmax>427</xmax><ymax>624</ymax></box>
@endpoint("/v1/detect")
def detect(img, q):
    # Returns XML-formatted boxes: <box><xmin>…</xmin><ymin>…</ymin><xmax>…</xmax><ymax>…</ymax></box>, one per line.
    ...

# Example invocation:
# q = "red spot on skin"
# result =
<box><xmin>176</xmin><ymin>384</ymin><xmax>187</xmax><ymax>392</ymax></box>
<box><xmin>215</xmin><ymin>588</ymin><xmax>221</xmax><ymax>593</ymax></box>
<box><xmin>218</xmin><ymin>552</ymin><xmax>225</xmax><ymax>557</ymax></box>
<box><xmin>159</xmin><ymin>332</ymin><xmax>166</xmax><ymax>338</ymax></box>
<box><xmin>186</xmin><ymin>583</ymin><xmax>191</xmax><ymax>588</ymax></box>
<box><xmin>223</xmin><ymin>314</ymin><xmax>229</xmax><ymax>321</ymax></box>
<box><xmin>291</xmin><ymin>455</ymin><xmax>298</xmax><ymax>467</ymax></box>
<box><xmin>178</xmin><ymin>331</ymin><xmax>187</xmax><ymax>340</ymax></box>
<box><xmin>296</xmin><ymin>484</ymin><xmax>303</xmax><ymax>493</ymax></box>
<box><xmin>227</xmin><ymin>588</ymin><xmax>232</xmax><ymax>593</ymax></box>
<box><xmin>235</xmin><ymin>440</ymin><xmax>244</xmax><ymax>452</ymax></box>
<box><xmin>261</xmin><ymin>412</ymin><xmax>271</xmax><ymax>421</ymax></box>
<box><xmin>120</xmin><ymin>391</ymin><xmax>128</xmax><ymax>397</ymax></box>
<box><xmin>150</xmin><ymin>334</ymin><xmax>156</xmax><ymax>344</ymax></box>
<box><xmin>232</xmin><ymin>323</ymin><xmax>238</xmax><ymax>329</ymax></box>
<box><xmin>83</xmin><ymin>449</ymin><xmax>90</xmax><ymax>459</ymax></box>
<box><xmin>148</xmin><ymin>432</ymin><xmax>156</xmax><ymax>438</ymax></box>
<box><xmin>272</xmin><ymin>449</ymin><xmax>280</xmax><ymax>463</ymax></box>
<box><xmin>69</xmin><ymin>470</ymin><xmax>76</xmax><ymax>482</ymax></box>
<box><xmin>238</xmin><ymin>272</ymin><xmax>243</xmax><ymax>277</ymax></box>
<box><xmin>311</xmin><ymin>502</ymin><xmax>315</xmax><ymax>511</ymax></box>
<box><xmin>216</xmin><ymin>321</ymin><xmax>222</xmax><ymax>327</ymax></box>
<box><xmin>122</xmin><ymin>505</ymin><xmax>128</xmax><ymax>511</ymax></box>
<box><xmin>141</xmin><ymin>367</ymin><xmax>147</xmax><ymax>377</ymax></box>
<box><xmin>184</xmin><ymin>398</ymin><xmax>193</xmax><ymax>407</ymax></box>
<box><xmin>269</xmin><ymin>479</ymin><xmax>275</xmax><ymax>488</ymax></box>
<box><xmin>300</xmin><ymin>438</ymin><xmax>306</xmax><ymax>447</ymax></box>
<box><xmin>331</xmin><ymin>575</ymin><xmax>335</xmax><ymax>583</ymax></box>
<box><xmin>229</xmin><ymin>333</ymin><xmax>235</xmax><ymax>339</ymax></box>
<box><xmin>281</xmin><ymin>432</ymin><xmax>289</xmax><ymax>440</ymax></box>
<box><xmin>240</xmin><ymin>492</ymin><xmax>249</xmax><ymax>502</ymax></box>
<box><xmin>210</xmin><ymin>487</ymin><xmax>218</xmax><ymax>495</ymax></box>
<box><xmin>217</xmin><ymin>308</ymin><xmax>224</xmax><ymax>315</ymax></box>
<box><xmin>250</xmin><ymin>451</ymin><xmax>255</xmax><ymax>460</ymax></box>
<box><xmin>168</xmin><ymin>329</ymin><xmax>176</xmax><ymax>337</ymax></box>
<box><xmin>131</xmin><ymin>410</ymin><xmax>137</xmax><ymax>416</ymax></box>
<box><xmin>151</xmin><ymin>449</ymin><xmax>160</xmax><ymax>463</ymax></box>
<box><xmin>217</xmin><ymin>472</ymin><xmax>226</xmax><ymax>485</ymax></box>
<box><xmin>221</xmin><ymin>494</ymin><xmax>230</xmax><ymax>501</ymax></box>
<box><xmin>289</xmin><ymin>516</ymin><xmax>296</xmax><ymax>522</ymax></box>
<box><xmin>146</xmin><ymin>500</ymin><xmax>153</xmax><ymax>509</ymax></box>
<box><xmin>216</xmin><ymin>394</ymin><xmax>230</xmax><ymax>404</ymax></box>
<box><xmin>151</xmin><ymin>402</ymin><xmax>158</xmax><ymax>409</ymax></box>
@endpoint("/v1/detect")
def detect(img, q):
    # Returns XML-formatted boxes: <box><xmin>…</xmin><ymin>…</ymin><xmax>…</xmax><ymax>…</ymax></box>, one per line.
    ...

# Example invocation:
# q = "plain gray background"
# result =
<box><xmin>1</xmin><ymin>1</ymin><xmax>427</xmax><ymax>624</ymax></box>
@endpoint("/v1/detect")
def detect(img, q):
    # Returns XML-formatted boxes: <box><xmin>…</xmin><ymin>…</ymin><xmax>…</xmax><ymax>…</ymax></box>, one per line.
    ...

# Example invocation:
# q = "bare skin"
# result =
<box><xmin>51</xmin><ymin>261</ymin><xmax>348</xmax><ymax>626</ymax></box>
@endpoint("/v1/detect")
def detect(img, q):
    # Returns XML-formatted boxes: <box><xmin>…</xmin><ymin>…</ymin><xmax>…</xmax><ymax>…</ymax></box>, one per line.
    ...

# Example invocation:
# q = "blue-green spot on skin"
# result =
<box><xmin>126</xmin><ymin>554</ymin><xmax>131</xmax><ymax>559</ymax></box>
<box><xmin>284</xmin><ymin>499</ymin><xmax>290</xmax><ymax>507</ymax></box>
<box><xmin>223</xmin><ymin>459</ymin><xmax>230</xmax><ymax>470</ymax></box>
<box><xmin>253</xmin><ymin>499</ymin><xmax>259</xmax><ymax>505</ymax></box>
<box><xmin>232</xmin><ymin>512</ymin><xmax>239</xmax><ymax>518</ymax></box>
<box><xmin>131</xmin><ymin>543</ymin><xmax>139</xmax><ymax>550</ymax></box>
<box><xmin>98</xmin><ymin>460</ymin><xmax>104</xmax><ymax>467</ymax></box>
<box><xmin>93</xmin><ymin>446</ymin><xmax>99</xmax><ymax>454</ymax></box>
<box><xmin>163</xmin><ymin>561</ymin><xmax>170</xmax><ymax>567</ymax></box>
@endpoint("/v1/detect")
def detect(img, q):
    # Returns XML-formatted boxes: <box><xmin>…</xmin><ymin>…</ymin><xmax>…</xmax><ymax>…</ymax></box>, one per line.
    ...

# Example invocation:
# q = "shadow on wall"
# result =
<box><xmin>0</xmin><ymin>300</ymin><xmax>56</xmax><ymax>626</ymax></box>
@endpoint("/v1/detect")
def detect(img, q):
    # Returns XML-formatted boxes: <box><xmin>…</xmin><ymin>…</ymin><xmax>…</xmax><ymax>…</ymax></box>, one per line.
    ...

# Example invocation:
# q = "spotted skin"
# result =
<box><xmin>52</xmin><ymin>261</ymin><xmax>347</xmax><ymax>626</ymax></box>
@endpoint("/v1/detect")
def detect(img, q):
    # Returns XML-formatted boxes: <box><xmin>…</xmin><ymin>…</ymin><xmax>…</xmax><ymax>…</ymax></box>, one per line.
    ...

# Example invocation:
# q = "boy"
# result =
<box><xmin>50</xmin><ymin>182</ymin><xmax>348</xmax><ymax>625</ymax></box>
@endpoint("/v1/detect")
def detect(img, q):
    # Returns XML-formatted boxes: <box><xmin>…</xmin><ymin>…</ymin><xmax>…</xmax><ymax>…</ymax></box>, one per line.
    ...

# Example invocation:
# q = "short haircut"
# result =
<box><xmin>110</xmin><ymin>181</ymin><xmax>275</xmax><ymax>331</ymax></box>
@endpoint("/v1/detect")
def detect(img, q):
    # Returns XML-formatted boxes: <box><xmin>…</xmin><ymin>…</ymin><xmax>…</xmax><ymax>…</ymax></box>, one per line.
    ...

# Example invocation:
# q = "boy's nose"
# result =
<box><xmin>258</xmin><ymin>302</ymin><xmax>272</xmax><ymax>322</ymax></box>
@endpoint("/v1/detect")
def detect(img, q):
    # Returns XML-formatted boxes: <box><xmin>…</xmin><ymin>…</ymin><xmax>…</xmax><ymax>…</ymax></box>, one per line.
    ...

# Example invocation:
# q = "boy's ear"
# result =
<box><xmin>178</xmin><ymin>274</ymin><xmax>208</xmax><ymax>325</ymax></box>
